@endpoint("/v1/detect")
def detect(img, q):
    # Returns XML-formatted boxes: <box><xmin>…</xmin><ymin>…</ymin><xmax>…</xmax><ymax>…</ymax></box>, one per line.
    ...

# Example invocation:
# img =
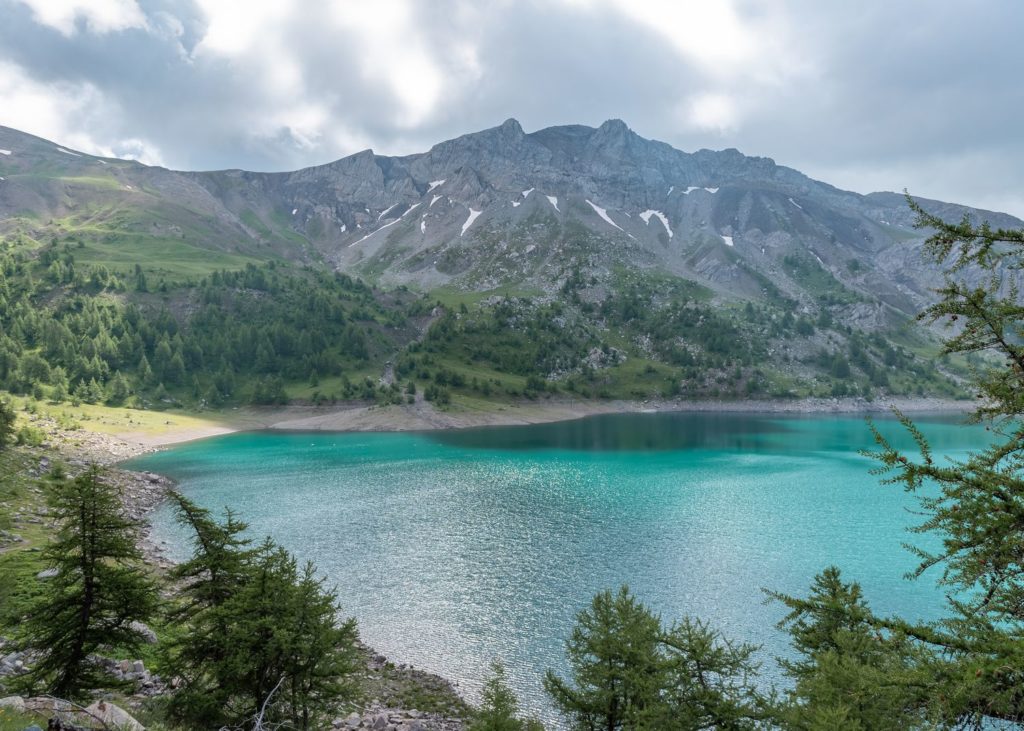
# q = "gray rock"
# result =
<box><xmin>0</xmin><ymin>696</ymin><xmax>24</xmax><ymax>712</ymax></box>
<box><xmin>35</xmin><ymin>568</ymin><xmax>58</xmax><ymax>580</ymax></box>
<box><xmin>129</xmin><ymin>620</ymin><xmax>158</xmax><ymax>644</ymax></box>
<box><xmin>84</xmin><ymin>700</ymin><xmax>144</xmax><ymax>731</ymax></box>
<box><xmin>131</xmin><ymin>659</ymin><xmax>145</xmax><ymax>675</ymax></box>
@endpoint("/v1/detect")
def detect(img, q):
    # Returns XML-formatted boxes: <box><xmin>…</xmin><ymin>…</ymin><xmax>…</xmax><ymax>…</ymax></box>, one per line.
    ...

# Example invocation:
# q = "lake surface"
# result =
<box><xmin>130</xmin><ymin>411</ymin><xmax>987</xmax><ymax>725</ymax></box>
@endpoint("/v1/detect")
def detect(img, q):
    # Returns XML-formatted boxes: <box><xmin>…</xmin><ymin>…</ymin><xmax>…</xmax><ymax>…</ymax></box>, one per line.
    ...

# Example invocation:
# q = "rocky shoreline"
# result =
<box><xmin>6</xmin><ymin>412</ymin><xmax>472</xmax><ymax>730</ymax></box>
<box><xmin>5</xmin><ymin>395</ymin><xmax>978</xmax><ymax>729</ymax></box>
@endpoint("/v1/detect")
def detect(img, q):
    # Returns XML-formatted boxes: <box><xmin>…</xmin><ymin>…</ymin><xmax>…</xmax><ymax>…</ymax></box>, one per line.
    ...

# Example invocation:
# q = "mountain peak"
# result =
<box><xmin>499</xmin><ymin>118</ymin><xmax>524</xmax><ymax>134</ymax></box>
<box><xmin>598</xmin><ymin>118</ymin><xmax>630</xmax><ymax>133</ymax></box>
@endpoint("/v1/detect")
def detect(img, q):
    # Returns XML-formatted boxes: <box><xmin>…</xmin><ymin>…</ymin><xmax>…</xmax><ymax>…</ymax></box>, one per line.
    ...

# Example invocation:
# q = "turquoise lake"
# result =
<box><xmin>128</xmin><ymin>411</ymin><xmax>988</xmax><ymax>724</ymax></box>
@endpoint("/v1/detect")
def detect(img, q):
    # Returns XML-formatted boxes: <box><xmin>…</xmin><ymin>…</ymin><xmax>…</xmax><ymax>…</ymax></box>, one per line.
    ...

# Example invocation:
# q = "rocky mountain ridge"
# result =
<box><xmin>2</xmin><ymin>119</ymin><xmax>1018</xmax><ymax>322</ymax></box>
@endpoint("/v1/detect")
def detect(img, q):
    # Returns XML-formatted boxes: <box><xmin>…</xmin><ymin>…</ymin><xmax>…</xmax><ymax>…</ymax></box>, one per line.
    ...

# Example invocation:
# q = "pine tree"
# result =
<box><xmin>769</xmin><ymin>568</ymin><xmax>931</xmax><ymax>729</ymax></box>
<box><xmin>544</xmin><ymin>586</ymin><xmax>664</xmax><ymax>730</ymax></box>
<box><xmin>18</xmin><ymin>465</ymin><xmax>156</xmax><ymax>699</ymax></box>
<box><xmin>642</xmin><ymin>618</ymin><xmax>769</xmax><ymax>731</ymax></box>
<box><xmin>284</xmin><ymin>561</ymin><xmax>360</xmax><ymax>730</ymax></box>
<box><xmin>773</xmin><ymin>197</ymin><xmax>1024</xmax><ymax>726</ymax></box>
<box><xmin>106</xmin><ymin>370</ymin><xmax>131</xmax><ymax>405</ymax></box>
<box><xmin>167</xmin><ymin>496</ymin><xmax>360</xmax><ymax>729</ymax></box>
<box><xmin>166</xmin><ymin>493</ymin><xmax>255</xmax><ymax>723</ymax></box>
<box><xmin>0</xmin><ymin>397</ymin><xmax>14</xmax><ymax>448</ymax></box>
<box><xmin>471</xmin><ymin>662</ymin><xmax>545</xmax><ymax>731</ymax></box>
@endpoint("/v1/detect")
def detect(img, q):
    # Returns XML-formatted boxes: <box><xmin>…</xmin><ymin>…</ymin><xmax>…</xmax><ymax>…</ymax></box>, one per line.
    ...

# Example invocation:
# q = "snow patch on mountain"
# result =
<box><xmin>546</xmin><ymin>195</ymin><xmax>559</xmax><ymax>211</ymax></box>
<box><xmin>0</xmin><ymin>149</ymin><xmax>10</xmax><ymax>155</ymax></box>
<box><xmin>428</xmin><ymin>180</ymin><xmax>445</xmax><ymax>192</ymax></box>
<box><xmin>461</xmin><ymin>208</ymin><xmax>482</xmax><ymax>236</ymax></box>
<box><xmin>55</xmin><ymin>147</ymin><xmax>81</xmax><ymax>157</ymax></box>
<box><xmin>349</xmin><ymin>218</ymin><xmax>400</xmax><ymax>247</ymax></box>
<box><xmin>377</xmin><ymin>204</ymin><xmax>398</xmax><ymax>221</ymax></box>
<box><xmin>586</xmin><ymin>200</ymin><xmax>623</xmax><ymax>231</ymax></box>
<box><xmin>640</xmin><ymin>210</ymin><xmax>673</xmax><ymax>238</ymax></box>
<box><xmin>721</xmin><ymin>235</ymin><xmax>734</xmax><ymax>247</ymax></box>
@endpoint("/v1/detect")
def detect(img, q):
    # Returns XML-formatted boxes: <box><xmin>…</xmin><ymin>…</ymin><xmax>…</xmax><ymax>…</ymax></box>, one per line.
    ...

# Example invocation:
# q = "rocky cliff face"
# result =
<box><xmin>1</xmin><ymin>119</ymin><xmax>1019</xmax><ymax>321</ymax></box>
<box><xmin>188</xmin><ymin>118</ymin><xmax>1023</xmax><ymax>321</ymax></box>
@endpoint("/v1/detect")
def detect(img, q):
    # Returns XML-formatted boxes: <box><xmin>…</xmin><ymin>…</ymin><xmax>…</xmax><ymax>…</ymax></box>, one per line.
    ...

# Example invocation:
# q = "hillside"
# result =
<box><xmin>0</xmin><ymin>120</ymin><xmax>1012</xmax><ymax>407</ymax></box>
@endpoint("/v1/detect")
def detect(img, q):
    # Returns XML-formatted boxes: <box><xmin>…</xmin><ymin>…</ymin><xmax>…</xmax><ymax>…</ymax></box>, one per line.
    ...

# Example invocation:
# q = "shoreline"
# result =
<box><xmin>101</xmin><ymin>395</ymin><xmax>974</xmax><ymax>457</ymax></box>
<box><xmin>15</xmin><ymin>414</ymin><xmax>473</xmax><ymax>728</ymax></box>
<box><xmin>10</xmin><ymin>394</ymin><xmax>975</xmax><ymax>729</ymax></box>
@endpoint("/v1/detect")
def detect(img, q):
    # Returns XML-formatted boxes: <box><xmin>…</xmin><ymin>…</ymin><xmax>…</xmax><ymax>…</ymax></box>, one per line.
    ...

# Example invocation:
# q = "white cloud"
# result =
<box><xmin>15</xmin><ymin>0</ymin><xmax>147</xmax><ymax>35</ymax></box>
<box><xmin>2</xmin><ymin>0</ymin><xmax>1023</xmax><ymax>217</ymax></box>
<box><xmin>684</xmin><ymin>92</ymin><xmax>739</xmax><ymax>134</ymax></box>
<box><xmin>328</xmin><ymin>0</ymin><xmax>444</xmax><ymax>128</ymax></box>
<box><xmin>0</xmin><ymin>61</ymin><xmax>164</xmax><ymax>165</ymax></box>
<box><xmin>192</xmin><ymin>0</ymin><xmax>290</xmax><ymax>57</ymax></box>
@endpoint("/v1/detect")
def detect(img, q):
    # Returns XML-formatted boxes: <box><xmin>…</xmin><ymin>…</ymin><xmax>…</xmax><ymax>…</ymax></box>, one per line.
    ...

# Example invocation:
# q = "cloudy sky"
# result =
<box><xmin>2</xmin><ymin>0</ymin><xmax>1021</xmax><ymax>214</ymax></box>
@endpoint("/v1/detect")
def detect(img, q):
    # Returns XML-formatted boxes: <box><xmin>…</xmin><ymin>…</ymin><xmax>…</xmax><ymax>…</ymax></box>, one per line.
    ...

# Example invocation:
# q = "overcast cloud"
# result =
<box><xmin>1</xmin><ymin>0</ymin><xmax>1021</xmax><ymax>215</ymax></box>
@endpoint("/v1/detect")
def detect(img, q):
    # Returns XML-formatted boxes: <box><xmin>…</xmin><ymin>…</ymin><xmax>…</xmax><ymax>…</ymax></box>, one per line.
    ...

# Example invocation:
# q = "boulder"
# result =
<box><xmin>83</xmin><ymin>700</ymin><xmax>144</xmax><ymax>731</ymax></box>
<box><xmin>0</xmin><ymin>695</ymin><xmax>24</xmax><ymax>712</ymax></box>
<box><xmin>24</xmin><ymin>697</ymin><xmax>73</xmax><ymax>713</ymax></box>
<box><xmin>128</xmin><ymin>621</ymin><xmax>157</xmax><ymax>644</ymax></box>
<box><xmin>35</xmin><ymin>569</ymin><xmax>58</xmax><ymax>580</ymax></box>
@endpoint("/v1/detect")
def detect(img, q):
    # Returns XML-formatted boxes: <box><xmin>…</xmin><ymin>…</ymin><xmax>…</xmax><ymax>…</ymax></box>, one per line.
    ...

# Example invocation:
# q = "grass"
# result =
<box><xmin>6</xmin><ymin>395</ymin><xmax>234</xmax><ymax>440</ymax></box>
<box><xmin>73</xmin><ymin>235</ymin><xmax>257</xmax><ymax>279</ymax></box>
<box><xmin>0</xmin><ymin>707</ymin><xmax>48</xmax><ymax>730</ymax></box>
<box><xmin>0</xmin><ymin>449</ymin><xmax>52</xmax><ymax>632</ymax></box>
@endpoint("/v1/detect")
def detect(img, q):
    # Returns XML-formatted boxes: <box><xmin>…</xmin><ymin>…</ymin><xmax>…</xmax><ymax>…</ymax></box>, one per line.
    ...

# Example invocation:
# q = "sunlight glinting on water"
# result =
<box><xmin>133</xmin><ymin>413</ymin><xmax>986</xmax><ymax>725</ymax></box>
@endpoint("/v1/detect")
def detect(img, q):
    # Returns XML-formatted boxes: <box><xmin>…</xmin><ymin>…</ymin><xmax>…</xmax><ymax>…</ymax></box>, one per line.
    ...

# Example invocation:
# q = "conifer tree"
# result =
<box><xmin>770</xmin><ymin>568</ymin><xmax>932</xmax><ymax>729</ymax></box>
<box><xmin>773</xmin><ymin>198</ymin><xmax>1024</xmax><ymax>726</ymax></box>
<box><xmin>471</xmin><ymin>661</ymin><xmax>545</xmax><ymax>731</ymax></box>
<box><xmin>643</xmin><ymin>618</ymin><xmax>769</xmax><ymax>730</ymax></box>
<box><xmin>167</xmin><ymin>495</ymin><xmax>360</xmax><ymax>730</ymax></box>
<box><xmin>18</xmin><ymin>465</ymin><xmax>156</xmax><ymax>699</ymax></box>
<box><xmin>166</xmin><ymin>493</ymin><xmax>255</xmax><ymax>723</ymax></box>
<box><xmin>0</xmin><ymin>398</ymin><xmax>14</xmax><ymax>447</ymax></box>
<box><xmin>544</xmin><ymin>586</ymin><xmax>664</xmax><ymax>730</ymax></box>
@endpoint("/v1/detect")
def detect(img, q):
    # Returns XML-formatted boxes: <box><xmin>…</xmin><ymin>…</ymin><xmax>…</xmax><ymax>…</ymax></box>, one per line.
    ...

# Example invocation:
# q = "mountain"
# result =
<box><xmin>0</xmin><ymin>120</ymin><xmax>1015</xmax><ymax>404</ymax></box>
<box><xmin>3</xmin><ymin>119</ymin><xmax>1017</xmax><ymax>317</ymax></box>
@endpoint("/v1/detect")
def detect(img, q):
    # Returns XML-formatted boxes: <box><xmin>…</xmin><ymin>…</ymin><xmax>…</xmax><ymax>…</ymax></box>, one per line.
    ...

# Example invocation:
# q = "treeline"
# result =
<box><xmin>0</xmin><ymin>246</ymin><xmax>398</xmax><ymax>406</ymax></box>
<box><xmin>0</xmin><ymin>231</ymin><xmax>969</xmax><ymax>412</ymax></box>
